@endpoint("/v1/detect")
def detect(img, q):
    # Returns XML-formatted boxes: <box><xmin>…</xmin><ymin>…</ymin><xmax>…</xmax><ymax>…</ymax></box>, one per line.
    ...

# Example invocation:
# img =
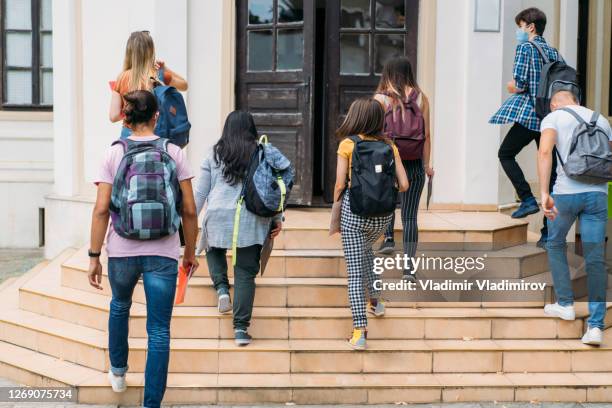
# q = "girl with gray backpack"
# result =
<box><xmin>194</xmin><ymin>111</ymin><xmax>288</xmax><ymax>346</ymax></box>
<box><xmin>374</xmin><ymin>57</ymin><xmax>434</xmax><ymax>282</ymax></box>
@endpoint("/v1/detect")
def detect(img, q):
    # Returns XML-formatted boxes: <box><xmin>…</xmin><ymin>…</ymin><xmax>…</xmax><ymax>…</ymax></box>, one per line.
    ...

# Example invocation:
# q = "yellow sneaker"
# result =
<box><xmin>347</xmin><ymin>328</ymin><xmax>367</xmax><ymax>350</ymax></box>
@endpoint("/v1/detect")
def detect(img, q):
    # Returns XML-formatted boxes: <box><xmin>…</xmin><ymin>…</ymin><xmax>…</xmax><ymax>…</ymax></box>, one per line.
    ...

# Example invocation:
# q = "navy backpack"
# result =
<box><xmin>151</xmin><ymin>68</ymin><xmax>191</xmax><ymax>148</ymax></box>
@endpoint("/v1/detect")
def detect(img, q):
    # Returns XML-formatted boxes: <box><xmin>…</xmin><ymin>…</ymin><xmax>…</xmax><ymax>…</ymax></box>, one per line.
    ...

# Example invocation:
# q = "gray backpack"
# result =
<box><xmin>556</xmin><ymin>108</ymin><xmax>612</xmax><ymax>184</ymax></box>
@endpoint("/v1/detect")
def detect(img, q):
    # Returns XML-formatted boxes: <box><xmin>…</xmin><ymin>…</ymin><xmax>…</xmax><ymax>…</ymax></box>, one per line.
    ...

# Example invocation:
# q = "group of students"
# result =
<box><xmin>86</xmin><ymin>30</ymin><xmax>431</xmax><ymax>408</ymax></box>
<box><xmin>490</xmin><ymin>8</ymin><xmax>612</xmax><ymax>346</ymax></box>
<box><xmin>85</xmin><ymin>9</ymin><xmax>612</xmax><ymax>406</ymax></box>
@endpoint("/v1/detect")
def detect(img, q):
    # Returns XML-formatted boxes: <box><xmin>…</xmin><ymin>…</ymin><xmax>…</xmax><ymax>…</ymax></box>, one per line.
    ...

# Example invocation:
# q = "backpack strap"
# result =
<box><xmin>154</xmin><ymin>137</ymin><xmax>170</xmax><ymax>152</ymax></box>
<box><xmin>232</xmin><ymin>144</ymin><xmax>261</xmax><ymax>267</ymax></box>
<box><xmin>589</xmin><ymin>111</ymin><xmax>601</xmax><ymax>126</ymax></box>
<box><xmin>560</xmin><ymin>107</ymin><xmax>588</xmax><ymax>126</ymax></box>
<box><xmin>112</xmin><ymin>139</ymin><xmax>129</xmax><ymax>153</ymax></box>
<box><xmin>529</xmin><ymin>40</ymin><xmax>551</xmax><ymax>64</ymax></box>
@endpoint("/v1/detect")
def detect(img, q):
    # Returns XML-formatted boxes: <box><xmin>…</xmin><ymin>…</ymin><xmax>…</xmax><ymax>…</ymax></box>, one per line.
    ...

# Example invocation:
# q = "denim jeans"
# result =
<box><xmin>546</xmin><ymin>192</ymin><xmax>608</xmax><ymax>329</ymax></box>
<box><xmin>108</xmin><ymin>256</ymin><xmax>178</xmax><ymax>408</ymax></box>
<box><xmin>206</xmin><ymin>245</ymin><xmax>261</xmax><ymax>330</ymax></box>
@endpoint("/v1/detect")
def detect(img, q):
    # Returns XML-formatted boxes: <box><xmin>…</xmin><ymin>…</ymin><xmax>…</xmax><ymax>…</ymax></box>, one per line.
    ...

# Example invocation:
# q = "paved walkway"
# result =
<box><xmin>0</xmin><ymin>249</ymin><xmax>44</xmax><ymax>285</ymax></box>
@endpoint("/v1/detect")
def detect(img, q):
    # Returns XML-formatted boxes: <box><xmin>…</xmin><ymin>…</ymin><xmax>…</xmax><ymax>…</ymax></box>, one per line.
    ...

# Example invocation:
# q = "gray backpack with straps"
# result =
<box><xmin>556</xmin><ymin>107</ymin><xmax>612</xmax><ymax>184</ymax></box>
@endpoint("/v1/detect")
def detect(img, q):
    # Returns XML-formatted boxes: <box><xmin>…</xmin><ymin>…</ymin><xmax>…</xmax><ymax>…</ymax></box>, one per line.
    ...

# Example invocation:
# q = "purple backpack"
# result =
<box><xmin>382</xmin><ymin>90</ymin><xmax>425</xmax><ymax>160</ymax></box>
<box><xmin>109</xmin><ymin>138</ymin><xmax>182</xmax><ymax>240</ymax></box>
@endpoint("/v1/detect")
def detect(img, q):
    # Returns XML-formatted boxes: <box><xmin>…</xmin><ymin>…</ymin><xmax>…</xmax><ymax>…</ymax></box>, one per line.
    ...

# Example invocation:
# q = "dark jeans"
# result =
<box><xmin>206</xmin><ymin>245</ymin><xmax>262</xmax><ymax>330</ymax></box>
<box><xmin>546</xmin><ymin>192</ymin><xmax>608</xmax><ymax>329</ymax></box>
<box><xmin>498</xmin><ymin>122</ymin><xmax>558</xmax><ymax>235</ymax></box>
<box><xmin>108</xmin><ymin>256</ymin><xmax>178</xmax><ymax>408</ymax></box>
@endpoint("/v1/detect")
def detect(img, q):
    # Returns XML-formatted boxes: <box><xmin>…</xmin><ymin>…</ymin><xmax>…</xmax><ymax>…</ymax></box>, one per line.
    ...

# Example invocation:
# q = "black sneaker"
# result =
<box><xmin>234</xmin><ymin>329</ymin><xmax>252</xmax><ymax>346</ymax></box>
<box><xmin>377</xmin><ymin>238</ymin><xmax>395</xmax><ymax>255</ymax></box>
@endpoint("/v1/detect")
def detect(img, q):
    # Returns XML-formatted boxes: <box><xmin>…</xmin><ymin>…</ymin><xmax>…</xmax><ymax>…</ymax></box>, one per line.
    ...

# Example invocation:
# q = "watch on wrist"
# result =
<box><xmin>88</xmin><ymin>249</ymin><xmax>101</xmax><ymax>258</ymax></box>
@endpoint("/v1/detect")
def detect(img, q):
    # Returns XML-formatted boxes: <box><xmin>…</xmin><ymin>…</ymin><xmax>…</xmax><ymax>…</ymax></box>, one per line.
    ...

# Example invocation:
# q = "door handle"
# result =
<box><xmin>302</xmin><ymin>77</ymin><xmax>311</xmax><ymax>105</ymax></box>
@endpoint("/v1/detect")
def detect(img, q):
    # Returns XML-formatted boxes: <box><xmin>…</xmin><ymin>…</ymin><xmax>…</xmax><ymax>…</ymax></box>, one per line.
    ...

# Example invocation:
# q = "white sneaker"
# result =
<box><xmin>582</xmin><ymin>326</ymin><xmax>603</xmax><ymax>346</ymax></box>
<box><xmin>218</xmin><ymin>293</ymin><xmax>232</xmax><ymax>314</ymax></box>
<box><xmin>544</xmin><ymin>303</ymin><xmax>576</xmax><ymax>321</ymax></box>
<box><xmin>107</xmin><ymin>371</ymin><xmax>127</xmax><ymax>393</ymax></box>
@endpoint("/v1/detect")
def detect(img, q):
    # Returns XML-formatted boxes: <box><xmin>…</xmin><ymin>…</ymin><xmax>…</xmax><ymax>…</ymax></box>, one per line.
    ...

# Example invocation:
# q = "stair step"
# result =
<box><xmin>18</xmin><ymin>277</ymin><xmax>586</xmax><ymax>340</ymax></box>
<box><xmin>277</xmin><ymin>209</ymin><xmax>527</xmax><ymax>250</ymax></box>
<box><xmin>64</xmin><ymin>242</ymin><xmax>546</xmax><ymax>279</ymax></box>
<box><xmin>0</xmin><ymin>303</ymin><xmax>610</xmax><ymax>374</ymax></box>
<box><xmin>60</xmin><ymin>258</ymin><xmax>591</xmax><ymax>307</ymax></box>
<box><xmin>1</xmin><ymin>340</ymin><xmax>612</xmax><ymax>403</ymax></box>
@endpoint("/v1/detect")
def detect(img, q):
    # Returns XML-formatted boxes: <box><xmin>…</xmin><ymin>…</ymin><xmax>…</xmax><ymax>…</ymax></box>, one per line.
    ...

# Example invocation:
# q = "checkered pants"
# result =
<box><xmin>340</xmin><ymin>192</ymin><xmax>393</xmax><ymax>328</ymax></box>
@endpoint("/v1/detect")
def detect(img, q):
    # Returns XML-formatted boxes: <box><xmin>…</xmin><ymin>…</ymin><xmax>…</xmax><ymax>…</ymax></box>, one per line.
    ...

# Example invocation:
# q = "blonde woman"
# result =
<box><xmin>110</xmin><ymin>31</ymin><xmax>188</xmax><ymax>139</ymax></box>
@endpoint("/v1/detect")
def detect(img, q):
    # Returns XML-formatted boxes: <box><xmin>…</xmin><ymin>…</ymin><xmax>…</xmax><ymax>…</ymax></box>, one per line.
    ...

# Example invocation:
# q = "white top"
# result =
<box><xmin>540</xmin><ymin>105</ymin><xmax>612</xmax><ymax>195</ymax></box>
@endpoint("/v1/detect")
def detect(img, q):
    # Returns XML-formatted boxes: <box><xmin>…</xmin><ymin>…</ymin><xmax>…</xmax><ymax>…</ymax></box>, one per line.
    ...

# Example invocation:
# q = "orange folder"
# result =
<box><xmin>175</xmin><ymin>264</ymin><xmax>195</xmax><ymax>305</ymax></box>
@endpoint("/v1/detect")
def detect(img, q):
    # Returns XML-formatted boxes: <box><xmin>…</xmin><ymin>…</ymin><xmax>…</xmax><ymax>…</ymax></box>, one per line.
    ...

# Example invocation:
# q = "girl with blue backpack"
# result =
<box><xmin>335</xmin><ymin>98</ymin><xmax>409</xmax><ymax>350</ymax></box>
<box><xmin>88</xmin><ymin>90</ymin><xmax>198</xmax><ymax>408</ymax></box>
<box><xmin>194</xmin><ymin>111</ymin><xmax>285</xmax><ymax>346</ymax></box>
<box><xmin>109</xmin><ymin>31</ymin><xmax>188</xmax><ymax>140</ymax></box>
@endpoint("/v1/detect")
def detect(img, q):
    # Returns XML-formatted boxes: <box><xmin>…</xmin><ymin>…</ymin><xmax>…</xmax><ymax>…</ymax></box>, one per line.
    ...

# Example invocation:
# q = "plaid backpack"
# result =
<box><xmin>110</xmin><ymin>138</ymin><xmax>182</xmax><ymax>240</ymax></box>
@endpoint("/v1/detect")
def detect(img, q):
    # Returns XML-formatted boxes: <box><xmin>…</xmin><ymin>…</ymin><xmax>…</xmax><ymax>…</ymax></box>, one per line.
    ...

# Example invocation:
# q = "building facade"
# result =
<box><xmin>0</xmin><ymin>0</ymin><xmax>610</xmax><ymax>256</ymax></box>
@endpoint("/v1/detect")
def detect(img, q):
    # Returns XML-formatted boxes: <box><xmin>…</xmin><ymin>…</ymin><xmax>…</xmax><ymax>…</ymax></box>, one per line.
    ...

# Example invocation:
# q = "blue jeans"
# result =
<box><xmin>108</xmin><ymin>256</ymin><xmax>178</xmax><ymax>408</ymax></box>
<box><xmin>546</xmin><ymin>192</ymin><xmax>608</xmax><ymax>329</ymax></box>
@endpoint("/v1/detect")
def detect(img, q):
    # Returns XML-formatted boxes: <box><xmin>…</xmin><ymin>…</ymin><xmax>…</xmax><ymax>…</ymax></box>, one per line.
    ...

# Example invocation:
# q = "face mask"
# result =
<box><xmin>516</xmin><ymin>28</ymin><xmax>529</xmax><ymax>43</ymax></box>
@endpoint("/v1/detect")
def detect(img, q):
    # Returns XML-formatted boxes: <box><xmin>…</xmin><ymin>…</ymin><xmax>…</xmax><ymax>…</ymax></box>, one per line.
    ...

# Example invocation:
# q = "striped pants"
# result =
<box><xmin>341</xmin><ymin>192</ymin><xmax>393</xmax><ymax>328</ymax></box>
<box><xmin>384</xmin><ymin>159</ymin><xmax>426</xmax><ymax>271</ymax></box>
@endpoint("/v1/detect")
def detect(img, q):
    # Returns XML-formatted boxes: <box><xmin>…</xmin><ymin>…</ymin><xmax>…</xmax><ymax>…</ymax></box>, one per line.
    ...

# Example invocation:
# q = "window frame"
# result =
<box><xmin>339</xmin><ymin>0</ymin><xmax>409</xmax><ymax>76</ymax></box>
<box><xmin>0</xmin><ymin>0</ymin><xmax>52</xmax><ymax>110</ymax></box>
<box><xmin>246</xmin><ymin>0</ymin><xmax>305</xmax><ymax>72</ymax></box>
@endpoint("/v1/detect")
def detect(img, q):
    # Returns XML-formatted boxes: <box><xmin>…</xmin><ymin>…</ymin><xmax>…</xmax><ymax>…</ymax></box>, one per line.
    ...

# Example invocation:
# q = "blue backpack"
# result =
<box><xmin>231</xmin><ymin>135</ymin><xmax>294</xmax><ymax>265</ymax></box>
<box><xmin>152</xmin><ymin>68</ymin><xmax>191</xmax><ymax>148</ymax></box>
<box><xmin>110</xmin><ymin>138</ymin><xmax>182</xmax><ymax>240</ymax></box>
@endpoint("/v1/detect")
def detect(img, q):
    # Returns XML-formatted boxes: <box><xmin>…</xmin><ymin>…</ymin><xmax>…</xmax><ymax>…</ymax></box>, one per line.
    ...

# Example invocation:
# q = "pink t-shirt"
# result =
<box><xmin>95</xmin><ymin>135</ymin><xmax>194</xmax><ymax>260</ymax></box>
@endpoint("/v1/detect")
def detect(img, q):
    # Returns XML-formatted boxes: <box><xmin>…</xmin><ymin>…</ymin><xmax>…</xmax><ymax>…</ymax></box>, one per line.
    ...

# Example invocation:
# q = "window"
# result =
<box><xmin>247</xmin><ymin>0</ymin><xmax>304</xmax><ymax>72</ymax></box>
<box><xmin>340</xmin><ymin>0</ymin><xmax>407</xmax><ymax>75</ymax></box>
<box><xmin>1</xmin><ymin>0</ymin><xmax>52</xmax><ymax>108</ymax></box>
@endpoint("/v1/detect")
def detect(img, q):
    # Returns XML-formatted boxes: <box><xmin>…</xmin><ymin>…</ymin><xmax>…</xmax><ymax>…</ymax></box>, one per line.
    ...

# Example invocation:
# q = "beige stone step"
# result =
<box><xmin>2</xmin><ymin>302</ymin><xmax>612</xmax><ymax>375</ymax></box>
<box><xmin>18</xmin><ymin>258</ymin><xmax>601</xmax><ymax>340</ymax></box>
<box><xmin>65</xmin><ymin>243</ymin><xmax>548</xmax><ymax>279</ymax></box>
<box><xmin>18</xmin><ymin>277</ymin><xmax>586</xmax><ymax>340</ymax></box>
<box><xmin>277</xmin><ymin>209</ymin><xmax>528</xmax><ymax>250</ymax></box>
<box><xmin>1</xmin><ymin>340</ymin><xmax>612</xmax><ymax>403</ymax></box>
<box><xmin>60</xmin><ymin>254</ymin><xmax>589</xmax><ymax>307</ymax></box>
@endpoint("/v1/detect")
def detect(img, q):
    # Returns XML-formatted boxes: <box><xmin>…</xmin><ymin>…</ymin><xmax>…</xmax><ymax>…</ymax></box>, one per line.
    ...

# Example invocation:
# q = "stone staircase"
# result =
<box><xmin>1</xmin><ymin>209</ymin><xmax>612</xmax><ymax>404</ymax></box>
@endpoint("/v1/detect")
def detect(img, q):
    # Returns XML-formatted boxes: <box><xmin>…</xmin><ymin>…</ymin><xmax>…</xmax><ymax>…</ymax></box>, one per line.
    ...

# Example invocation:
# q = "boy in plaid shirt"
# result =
<box><xmin>490</xmin><ymin>7</ymin><xmax>560</xmax><ymax>247</ymax></box>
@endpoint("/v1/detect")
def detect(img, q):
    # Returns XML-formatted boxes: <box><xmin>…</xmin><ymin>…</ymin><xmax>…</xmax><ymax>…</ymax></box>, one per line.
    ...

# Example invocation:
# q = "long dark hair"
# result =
<box><xmin>336</xmin><ymin>98</ymin><xmax>389</xmax><ymax>143</ymax></box>
<box><xmin>213</xmin><ymin>111</ymin><xmax>258</xmax><ymax>185</ymax></box>
<box><xmin>376</xmin><ymin>57</ymin><xmax>420</xmax><ymax>115</ymax></box>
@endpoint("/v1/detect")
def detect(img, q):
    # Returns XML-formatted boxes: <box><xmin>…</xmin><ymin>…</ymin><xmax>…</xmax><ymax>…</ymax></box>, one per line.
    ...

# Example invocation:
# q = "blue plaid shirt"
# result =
<box><xmin>490</xmin><ymin>36</ymin><xmax>561</xmax><ymax>131</ymax></box>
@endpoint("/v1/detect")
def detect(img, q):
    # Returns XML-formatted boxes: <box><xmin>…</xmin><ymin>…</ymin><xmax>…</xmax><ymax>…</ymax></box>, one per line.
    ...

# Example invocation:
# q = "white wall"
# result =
<box><xmin>0</xmin><ymin>115</ymin><xmax>53</xmax><ymax>247</ymax></box>
<box><xmin>45</xmin><ymin>0</ymin><xmax>230</xmax><ymax>257</ymax></box>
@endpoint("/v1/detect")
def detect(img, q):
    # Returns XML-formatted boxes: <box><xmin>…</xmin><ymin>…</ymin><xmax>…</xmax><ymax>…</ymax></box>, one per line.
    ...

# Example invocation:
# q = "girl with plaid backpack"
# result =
<box><xmin>88</xmin><ymin>90</ymin><xmax>198</xmax><ymax>408</ymax></box>
<box><xmin>334</xmin><ymin>98</ymin><xmax>409</xmax><ymax>350</ymax></box>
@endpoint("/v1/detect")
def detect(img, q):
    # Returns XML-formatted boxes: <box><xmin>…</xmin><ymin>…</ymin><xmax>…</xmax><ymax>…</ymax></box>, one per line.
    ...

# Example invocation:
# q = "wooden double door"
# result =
<box><xmin>236</xmin><ymin>0</ymin><xmax>419</xmax><ymax>204</ymax></box>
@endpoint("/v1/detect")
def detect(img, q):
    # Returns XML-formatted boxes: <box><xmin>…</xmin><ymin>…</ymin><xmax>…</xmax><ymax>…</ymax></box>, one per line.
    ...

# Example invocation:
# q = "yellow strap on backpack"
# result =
<box><xmin>232</xmin><ymin>196</ymin><xmax>244</xmax><ymax>267</ymax></box>
<box><xmin>232</xmin><ymin>135</ymin><xmax>269</xmax><ymax>266</ymax></box>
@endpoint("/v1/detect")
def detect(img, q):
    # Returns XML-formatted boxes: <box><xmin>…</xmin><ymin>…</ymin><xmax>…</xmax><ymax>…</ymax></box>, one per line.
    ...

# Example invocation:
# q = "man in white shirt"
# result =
<box><xmin>538</xmin><ymin>90</ymin><xmax>612</xmax><ymax>346</ymax></box>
